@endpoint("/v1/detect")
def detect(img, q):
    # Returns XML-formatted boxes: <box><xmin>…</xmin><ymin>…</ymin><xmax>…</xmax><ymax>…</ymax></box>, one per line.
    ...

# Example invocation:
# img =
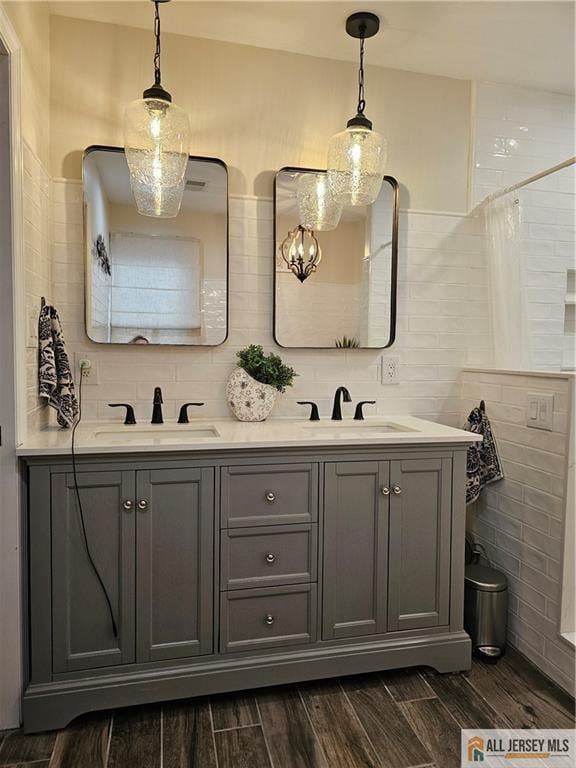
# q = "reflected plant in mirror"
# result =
<box><xmin>274</xmin><ymin>167</ymin><xmax>398</xmax><ymax>349</ymax></box>
<box><xmin>83</xmin><ymin>146</ymin><xmax>228</xmax><ymax>346</ymax></box>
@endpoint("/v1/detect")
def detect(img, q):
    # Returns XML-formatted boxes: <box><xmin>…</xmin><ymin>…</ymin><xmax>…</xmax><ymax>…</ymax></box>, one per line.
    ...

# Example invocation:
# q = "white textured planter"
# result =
<box><xmin>226</xmin><ymin>368</ymin><xmax>278</xmax><ymax>422</ymax></box>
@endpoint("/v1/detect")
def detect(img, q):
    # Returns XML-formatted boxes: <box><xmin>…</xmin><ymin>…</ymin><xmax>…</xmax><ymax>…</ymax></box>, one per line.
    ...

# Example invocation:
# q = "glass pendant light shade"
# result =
<box><xmin>280</xmin><ymin>225</ymin><xmax>322</xmax><ymax>283</ymax></box>
<box><xmin>297</xmin><ymin>173</ymin><xmax>343</xmax><ymax>231</ymax></box>
<box><xmin>326</xmin><ymin>11</ymin><xmax>387</xmax><ymax>207</ymax></box>
<box><xmin>124</xmin><ymin>96</ymin><xmax>190</xmax><ymax>218</ymax></box>
<box><xmin>123</xmin><ymin>0</ymin><xmax>191</xmax><ymax>218</ymax></box>
<box><xmin>327</xmin><ymin>124</ymin><xmax>387</xmax><ymax>206</ymax></box>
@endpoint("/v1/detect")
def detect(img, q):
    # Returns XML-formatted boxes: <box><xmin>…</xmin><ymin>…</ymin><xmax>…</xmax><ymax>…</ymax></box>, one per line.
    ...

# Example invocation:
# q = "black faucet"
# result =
<box><xmin>331</xmin><ymin>386</ymin><xmax>351</xmax><ymax>420</ymax></box>
<box><xmin>151</xmin><ymin>387</ymin><xmax>164</xmax><ymax>424</ymax></box>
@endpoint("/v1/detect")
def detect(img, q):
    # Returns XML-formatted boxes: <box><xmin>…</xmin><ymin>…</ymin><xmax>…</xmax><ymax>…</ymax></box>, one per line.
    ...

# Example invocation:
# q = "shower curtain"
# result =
<box><xmin>484</xmin><ymin>192</ymin><xmax>531</xmax><ymax>370</ymax></box>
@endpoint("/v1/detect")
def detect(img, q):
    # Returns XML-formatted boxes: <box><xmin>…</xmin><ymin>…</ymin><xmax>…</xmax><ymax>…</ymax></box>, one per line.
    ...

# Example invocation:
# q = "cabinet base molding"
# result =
<box><xmin>23</xmin><ymin>631</ymin><xmax>471</xmax><ymax>733</ymax></box>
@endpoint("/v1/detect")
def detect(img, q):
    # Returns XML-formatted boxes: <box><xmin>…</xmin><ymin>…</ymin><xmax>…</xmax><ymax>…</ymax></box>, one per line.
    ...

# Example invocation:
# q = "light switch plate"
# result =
<box><xmin>526</xmin><ymin>392</ymin><xmax>554</xmax><ymax>431</ymax></box>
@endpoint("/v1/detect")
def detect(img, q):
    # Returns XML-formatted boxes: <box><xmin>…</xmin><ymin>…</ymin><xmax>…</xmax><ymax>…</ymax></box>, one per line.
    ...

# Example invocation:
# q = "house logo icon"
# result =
<box><xmin>467</xmin><ymin>736</ymin><xmax>485</xmax><ymax>762</ymax></box>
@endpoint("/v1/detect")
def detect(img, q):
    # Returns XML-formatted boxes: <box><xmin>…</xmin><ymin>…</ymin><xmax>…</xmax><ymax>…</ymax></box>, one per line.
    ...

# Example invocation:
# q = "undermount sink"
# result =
<box><xmin>93</xmin><ymin>425</ymin><xmax>220</xmax><ymax>444</ymax></box>
<box><xmin>303</xmin><ymin>422</ymin><xmax>419</xmax><ymax>437</ymax></box>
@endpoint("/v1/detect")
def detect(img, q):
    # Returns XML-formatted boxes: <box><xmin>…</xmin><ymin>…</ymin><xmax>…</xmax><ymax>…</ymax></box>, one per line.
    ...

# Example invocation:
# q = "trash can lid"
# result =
<box><xmin>465</xmin><ymin>564</ymin><xmax>508</xmax><ymax>592</ymax></box>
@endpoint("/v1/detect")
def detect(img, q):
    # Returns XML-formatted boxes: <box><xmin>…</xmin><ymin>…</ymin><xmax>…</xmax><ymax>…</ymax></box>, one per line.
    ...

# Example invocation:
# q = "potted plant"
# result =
<box><xmin>226</xmin><ymin>344</ymin><xmax>297</xmax><ymax>422</ymax></box>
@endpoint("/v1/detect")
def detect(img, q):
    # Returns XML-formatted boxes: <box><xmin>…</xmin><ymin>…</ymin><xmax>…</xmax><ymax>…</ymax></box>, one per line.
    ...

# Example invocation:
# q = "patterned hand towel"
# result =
<box><xmin>464</xmin><ymin>404</ymin><xmax>504</xmax><ymax>505</ymax></box>
<box><xmin>38</xmin><ymin>304</ymin><xmax>79</xmax><ymax>428</ymax></box>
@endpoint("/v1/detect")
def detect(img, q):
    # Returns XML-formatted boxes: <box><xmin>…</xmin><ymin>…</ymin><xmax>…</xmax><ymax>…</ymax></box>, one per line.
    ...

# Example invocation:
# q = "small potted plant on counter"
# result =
<box><xmin>226</xmin><ymin>344</ymin><xmax>297</xmax><ymax>422</ymax></box>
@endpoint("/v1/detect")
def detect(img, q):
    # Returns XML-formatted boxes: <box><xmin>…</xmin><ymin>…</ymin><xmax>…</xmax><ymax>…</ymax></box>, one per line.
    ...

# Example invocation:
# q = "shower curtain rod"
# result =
<box><xmin>485</xmin><ymin>156</ymin><xmax>576</xmax><ymax>203</ymax></box>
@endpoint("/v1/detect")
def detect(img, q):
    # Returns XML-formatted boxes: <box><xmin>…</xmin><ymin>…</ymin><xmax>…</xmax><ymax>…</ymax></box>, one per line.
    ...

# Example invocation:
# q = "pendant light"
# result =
<box><xmin>280</xmin><ymin>225</ymin><xmax>322</xmax><ymax>283</ymax></box>
<box><xmin>327</xmin><ymin>12</ymin><xmax>387</xmax><ymax>207</ymax></box>
<box><xmin>297</xmin><ymin>173</ymin><xmax>343</xmax><ymax>231</ymax></box>
<box><xmin>123</xmin><ymin>0</ymin><xmax>191</xmax><ymax>218</ymax></box>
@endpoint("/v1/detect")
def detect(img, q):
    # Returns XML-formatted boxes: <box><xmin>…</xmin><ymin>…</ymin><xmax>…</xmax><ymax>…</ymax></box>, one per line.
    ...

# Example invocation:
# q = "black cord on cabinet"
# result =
<box><xmin>71</xmin><ymin>371</ymin><xmax>118</xmax><ymax>638</ymax></box>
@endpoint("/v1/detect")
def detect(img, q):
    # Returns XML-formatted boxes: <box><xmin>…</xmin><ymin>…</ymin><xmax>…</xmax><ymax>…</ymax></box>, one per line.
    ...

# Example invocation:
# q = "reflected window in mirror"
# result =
<box><xmin>83</xmin><ymin>146</ymin><xmax>228</xmax><ymax>346</ymax></box>
<box><xmin>273</xmin><ymin>168</ymin><xmax>398</xmax><ymax>349</ymax></box>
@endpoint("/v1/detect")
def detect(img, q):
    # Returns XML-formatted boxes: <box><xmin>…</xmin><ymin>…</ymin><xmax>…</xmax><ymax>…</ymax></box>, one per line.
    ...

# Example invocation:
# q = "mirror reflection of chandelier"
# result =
<box><xmin>280</xmin><ymin>225</ymin><xmax>322</xmax><ymax>283</ymax></box>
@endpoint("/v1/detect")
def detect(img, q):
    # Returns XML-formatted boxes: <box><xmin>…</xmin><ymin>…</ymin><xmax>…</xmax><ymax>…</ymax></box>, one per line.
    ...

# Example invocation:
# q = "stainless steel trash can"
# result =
<box><xmin>464</xmin><ymin>564</ymin><xmax>508</xmax><ymax>662</ymax></box>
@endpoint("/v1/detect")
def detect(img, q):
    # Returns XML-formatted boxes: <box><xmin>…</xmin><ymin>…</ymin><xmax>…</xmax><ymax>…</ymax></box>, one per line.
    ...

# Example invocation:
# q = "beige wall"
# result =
<box><xmin>49</xmin><ymin>14</ymin><xmax>471</xmax><ymax>211</ymax></box>
<box><xmin>3</xmin><ymin>1</ymin><xmax>50</xmax><ymax>167</ymax></box>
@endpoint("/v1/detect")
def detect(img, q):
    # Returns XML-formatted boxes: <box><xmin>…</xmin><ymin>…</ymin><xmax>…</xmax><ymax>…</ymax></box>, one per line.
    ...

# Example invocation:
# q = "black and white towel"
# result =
<box><xmin>38</xmin><ymin>304</ymin><xmax>79</xmax><ymax>428</ymax></box>
<box><xmin>465</xmin><ymin>404</ymin><xmax>503</xmax><ymax>505</ymax></box>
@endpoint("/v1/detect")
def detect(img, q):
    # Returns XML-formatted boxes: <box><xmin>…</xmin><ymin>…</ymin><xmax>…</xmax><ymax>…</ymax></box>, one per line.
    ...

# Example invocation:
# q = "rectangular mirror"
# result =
<box><xmin>83</xmin><ymin>146</ymin><xmax>228</xmax><ymax>345</ymax></box>
<box><xmin>274</xmin><ymin>168</ymin><xmax>398</xmax><ymax>349</ymax></box>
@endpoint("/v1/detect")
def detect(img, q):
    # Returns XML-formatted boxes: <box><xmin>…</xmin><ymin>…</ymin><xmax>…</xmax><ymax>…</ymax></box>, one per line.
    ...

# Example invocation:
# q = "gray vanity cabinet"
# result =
<box><xmin>51</xmin><ymin>471</ymin><xmax>136</xmax><ymax>673</ymax></box>
<box><xmin>51</xmin><ymin>466</ymin><xmax>213</xmax><ymax>674</ymax></box>
<box><xmin>323</xmin><ymin>461</ymin><xmax>389</xmax><ymax>639</ymax></box>
<box><xmin>136</xmin><ymin>468</ymin><xmax>214</xmax><ymax>661</ymax></box>
<box><xmin>387</xmin><ymin>458</ymin><xmax>452</xmax><ymax>631</ymax></box>
<box><xmin>323</xmin><ymin>457</ymin><xmax>453</xmax><ymax>640</ymax></box>
<box><xmin>23</xmin><ymin>445</ymin><xmax>472</xmax><ymax>733</ymax></box>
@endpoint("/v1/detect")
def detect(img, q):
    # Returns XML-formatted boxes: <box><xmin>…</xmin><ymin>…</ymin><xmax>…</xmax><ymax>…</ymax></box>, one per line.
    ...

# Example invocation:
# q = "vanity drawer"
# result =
<box><xmin>221</xmin><ymin>464</ymin><xmax>318</xmax><ymax>527</ymax></box>
<box><xmin>220</xmin><ymin>524</ymin><xmax>317</xmax><ymax>590</ymax></box>
<box><xmin>220</xmin><ymin>584</ymin><xmax>317</xmax><ymax>653</ymax></box>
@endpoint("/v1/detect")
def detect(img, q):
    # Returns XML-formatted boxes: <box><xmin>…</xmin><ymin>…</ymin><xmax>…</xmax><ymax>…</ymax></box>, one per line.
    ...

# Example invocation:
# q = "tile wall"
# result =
<box><xmin>43</xmin><ymin>184</ymin><xmax>486</xmax><ymax>428</ymax></box>
<box><xmin>461</xmin><ymin>368</ymin><xmax>574</xmax><ymax>693</ymax></box>
<box><xmin>23</xmin><ymin>141</ymin><xmax>51</xmax><ymax>432</ymax></box>
<box><xmin>473</xmin><ymin>82</ymin><xmax>576</xmax><ymax>371</ymax></box>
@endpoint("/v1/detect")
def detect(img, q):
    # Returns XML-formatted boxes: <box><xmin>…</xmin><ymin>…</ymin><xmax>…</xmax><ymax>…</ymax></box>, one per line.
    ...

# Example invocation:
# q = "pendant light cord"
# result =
<box><xmin>357</xmin><ymin>31</ymin><xmax>366</xmax><ymax>115</ymax></box>
<box><xmin>71</xmin><ymin>373</ymin><xmax>119</xmax><ymax>639</ymax></box>
<box><xmin>153</xmin><ymin>0</ymin><xmax>162</xmax><ymax>86</ymax></box>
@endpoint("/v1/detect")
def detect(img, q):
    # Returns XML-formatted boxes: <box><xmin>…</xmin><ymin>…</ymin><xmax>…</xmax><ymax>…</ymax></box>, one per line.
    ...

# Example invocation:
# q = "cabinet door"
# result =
<box><xmin>388</xmin><ymin>458</ymin><xmax>452</xmax><ymax>631</ymax></box>
<box><xmin>51</xmin><ymin>471</ymin><xmax>136</xmax><ymax>673</ymax></box>
<box><xmin>323</xmin><ymin>462</ymin><xmax>389</xmax><ymax>639</ymax></box>
<box><xmin>136</xmin><ymin>467</ymin><xmax>214</xmax><ymax>662</ymax></box>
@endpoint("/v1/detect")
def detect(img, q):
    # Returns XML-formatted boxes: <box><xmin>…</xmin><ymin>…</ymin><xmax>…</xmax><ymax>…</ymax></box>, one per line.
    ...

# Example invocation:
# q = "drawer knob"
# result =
<box><xmin>123</xmin><ymin>499</ymin><xmax>133</xmax><ymax>510</ymax></box>
<box><xmin>392</xmin><ymin>485</ymin><xmax>402</xmax><ymax>495</ymax></box>
<box><xmin>138</xmin><ymin>499</ymin><xmax>149</xmax><ymax>510</ymax></box>
<box><xmin>265</xmin><ymin>553</ymin><xmax>276</xmax><ymax>564</ymax></box>
<box><xmin>265</xmin><ymin>491</ymin><xmax>276</xmax><ymax>503</ymax></box>
<box><xmin>264</xmin><ymin>614</ymin><xmax>275</xmax><ymax>626</ymax></box>
<box><xmin>380</xmin><ymin>486</ymin><xmax>390</xmax><ymax>496</ymax></box>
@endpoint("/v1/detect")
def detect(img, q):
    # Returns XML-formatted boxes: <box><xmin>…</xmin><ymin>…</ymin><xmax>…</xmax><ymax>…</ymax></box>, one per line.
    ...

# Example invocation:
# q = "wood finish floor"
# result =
<box><xmin>1</xmin><ymin>650</ymin><xmax>573</xmax><ymax>768</ymax></box>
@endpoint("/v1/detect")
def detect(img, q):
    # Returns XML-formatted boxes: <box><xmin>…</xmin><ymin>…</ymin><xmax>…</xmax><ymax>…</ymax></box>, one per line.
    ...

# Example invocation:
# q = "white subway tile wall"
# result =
<box><xmin>23</xmin><ymin>142</ymin><xmax>51</xmax><ymax>432</ymax></box>
<box><xmin>461</xmin><ymin>369</ymin><xmax>575</xmax><ymax>693</ymax></box>
<box><xmin>42</xmin><ymin>182</ymin><xmax>486</xmax><ymax>428</ymax></box>
<box><xmin>473</xmin><ymin>82</ymin><xmax>576</xmax><ymax>371</ymax></box>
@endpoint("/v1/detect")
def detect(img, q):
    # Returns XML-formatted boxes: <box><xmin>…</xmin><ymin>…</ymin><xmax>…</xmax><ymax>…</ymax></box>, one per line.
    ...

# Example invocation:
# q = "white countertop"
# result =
<box><xmin>17</xmin><ymin>416</ymin><xmax>481</xmax><ymax>457</ymax></box>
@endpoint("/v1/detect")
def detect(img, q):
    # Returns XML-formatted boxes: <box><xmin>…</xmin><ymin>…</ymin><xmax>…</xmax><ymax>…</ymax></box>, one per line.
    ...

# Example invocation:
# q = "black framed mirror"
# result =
<box><xmin>273</xmin><ymin>167</ymin><xmax>398</xmax><ymax>349</ymax></box>
<box><xmin>83</xmin><ymin>146</ymin><xmax>229</xmax><ymax>346</ymax></box>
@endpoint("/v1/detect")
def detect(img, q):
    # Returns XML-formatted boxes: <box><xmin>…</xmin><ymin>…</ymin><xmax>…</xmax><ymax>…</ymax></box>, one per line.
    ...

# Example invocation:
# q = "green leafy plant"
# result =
<box><xmin>236</xmin><ymin>345</ymin><xmax>297</xmax><ymax>393</ymax></box>
<box><xmin>335</xmin><ymin>335</ymin><xmax>360</xmax><ymax>349</ymax></box>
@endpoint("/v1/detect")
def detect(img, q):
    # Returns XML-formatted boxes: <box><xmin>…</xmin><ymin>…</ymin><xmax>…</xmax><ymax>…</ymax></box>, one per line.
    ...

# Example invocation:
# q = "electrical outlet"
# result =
<box><xmin>526</xmin><ymin>392</ymin><xmax>554</xmax><ymax>431</ymax></box>
<box><xmin>381</xmin><ymin>355</ymin><xmax>400</xmax><ymax>385</ymax></box>
<box><xmin>75</xmin><ymin>355</ymin><xmax>99</xmax><ymax>385</ymax></box>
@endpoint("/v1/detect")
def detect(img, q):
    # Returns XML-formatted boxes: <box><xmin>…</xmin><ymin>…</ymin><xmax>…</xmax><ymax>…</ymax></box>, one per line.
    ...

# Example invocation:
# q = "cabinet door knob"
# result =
<box><xmin>381</xmin><ymin>486</ymin><xmax>390</xmax><ymax>496</ymax></box>
<box><xmin>264</xmin><ymin>614</ymin><xmax>275</xmax><ymax>626</ymax></box>
<box><xmin>138</xmin><ymin>499</ymin><xmax>149</xmax><ymax>510</ymax></box>
<box><xmin>265</xmin><ymin>491</ymin><xmax>276</xmax><ymax>503</ymax></box>
<box><xmin>265</xmin><ymin>553</ymin><xmax>276</xmax><ymax>564</ymax></box>
<box><xmin>392</xmin><ymin>485</ymin><xmax>402</xmax><ymax>495</ymax></box>
<box><xmin>123</xmin><ymin>499</ymin><xmax>133</xmax><ymax>510</ymax></box>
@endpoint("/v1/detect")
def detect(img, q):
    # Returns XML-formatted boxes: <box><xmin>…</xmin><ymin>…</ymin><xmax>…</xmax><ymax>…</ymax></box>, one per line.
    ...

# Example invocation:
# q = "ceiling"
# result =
<box><xmin>89</xmin><ymin>149</ymin><xmax>227</xmax><ymax>213</ymax></box>
<box><xmin>48</xmin><ymin>1</ymin><xmax>575</xmax><ymax>94</ymax></box>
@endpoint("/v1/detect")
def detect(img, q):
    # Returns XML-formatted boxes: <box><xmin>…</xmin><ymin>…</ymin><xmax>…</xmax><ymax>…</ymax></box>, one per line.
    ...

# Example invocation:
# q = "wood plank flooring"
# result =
<box><xmin>1</xmin><ymin>650</ymin><xmax>573</xmax><ymax>768</ymax></box>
